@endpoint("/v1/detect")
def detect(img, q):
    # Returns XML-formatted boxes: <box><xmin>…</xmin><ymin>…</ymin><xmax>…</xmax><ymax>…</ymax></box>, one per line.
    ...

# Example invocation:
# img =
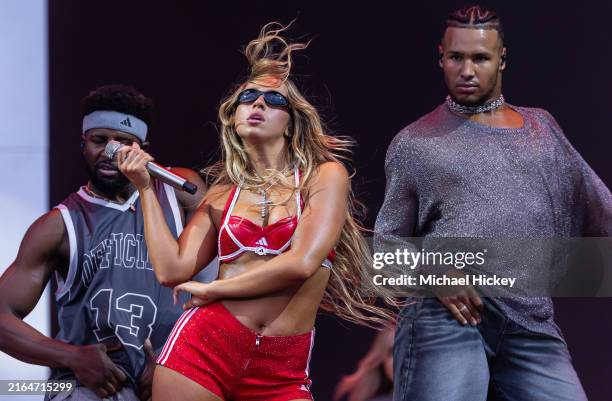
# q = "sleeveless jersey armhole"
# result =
<box><xmin>162</xmin><ymin>182</ymin><xmax>184</xmax><ymax>236</ymax></box>
<box><xmin>54</xmin><ymin>205</ymin><xmax>78</xmax><ymax>301</ymax></box>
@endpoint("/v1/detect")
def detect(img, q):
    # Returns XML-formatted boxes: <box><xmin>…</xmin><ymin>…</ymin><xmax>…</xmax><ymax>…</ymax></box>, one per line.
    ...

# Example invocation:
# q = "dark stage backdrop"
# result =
<box><xmin>49</xmin><ymin>1</ymin><xmax>612</xmax><ymax>400</ymax></box>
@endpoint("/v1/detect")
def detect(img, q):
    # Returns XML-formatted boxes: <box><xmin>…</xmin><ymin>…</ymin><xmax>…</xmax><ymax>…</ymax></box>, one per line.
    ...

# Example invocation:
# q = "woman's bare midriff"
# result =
<box><xmin>218</xmin><ymin>253</ymin><xmax>330</xmax><ymax>336</ymax></box>
<box><xmin>207</xmin><ymin>183</ymin><xmax>331</xmax><ymax>336</ymax></box>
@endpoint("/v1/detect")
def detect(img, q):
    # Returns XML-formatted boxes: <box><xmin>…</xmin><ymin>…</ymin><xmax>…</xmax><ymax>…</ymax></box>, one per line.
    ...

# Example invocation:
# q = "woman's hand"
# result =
<box><xmin>116</xmin><ymin>142</ymin><xmax>154</xmax><ymax>191</ymax></box>
<box><xmin>172</xmin><ymin>281</ymin><xmax>218</xmax><ymax>309</ymax></box>
<box><xmin>333</xmin><ymin>325</ymin><xmax>395</xmax><ymax>401</ymax></box>
<box><xmin>333</xmin><ymin>367</ymin><xmax>382</xmax><ymax>401</ymax></box>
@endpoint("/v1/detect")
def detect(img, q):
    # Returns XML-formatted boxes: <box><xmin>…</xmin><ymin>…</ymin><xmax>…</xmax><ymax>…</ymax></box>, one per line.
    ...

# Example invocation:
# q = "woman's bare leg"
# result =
<box><xmin>152</xmin><ymin>365</ymin><xmax>223</xmax><ymax>401</ymax></box>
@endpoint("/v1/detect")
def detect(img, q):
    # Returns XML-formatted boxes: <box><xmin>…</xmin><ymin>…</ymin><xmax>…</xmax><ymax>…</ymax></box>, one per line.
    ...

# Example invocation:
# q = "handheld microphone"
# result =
<box><xmin>104</xmin><ymin>141</ymin><xmax>198</xmax><ymax>194</ymax></box>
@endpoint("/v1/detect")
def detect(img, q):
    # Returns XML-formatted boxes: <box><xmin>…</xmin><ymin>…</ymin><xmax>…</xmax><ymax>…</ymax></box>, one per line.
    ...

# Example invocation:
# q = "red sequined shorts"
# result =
<box><xmin>156</xmin><ymin>302</ymin><xmax>315</xmax><ymax>401</ymax></box>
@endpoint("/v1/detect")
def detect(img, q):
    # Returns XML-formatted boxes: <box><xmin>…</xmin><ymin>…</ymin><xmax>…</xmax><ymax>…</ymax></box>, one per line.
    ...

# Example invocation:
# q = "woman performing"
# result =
<box><xmin>117</xmin><ymin>23</ymin><xmax>394</xmax><ymax>401</ymax></box>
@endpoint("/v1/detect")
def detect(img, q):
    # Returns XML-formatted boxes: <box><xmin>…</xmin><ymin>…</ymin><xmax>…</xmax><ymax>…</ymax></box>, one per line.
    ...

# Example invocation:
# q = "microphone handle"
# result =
<box><xmin>146</xmin><ymin>162</ymin><xmax>198</xmax><ymax>194</ymax></box>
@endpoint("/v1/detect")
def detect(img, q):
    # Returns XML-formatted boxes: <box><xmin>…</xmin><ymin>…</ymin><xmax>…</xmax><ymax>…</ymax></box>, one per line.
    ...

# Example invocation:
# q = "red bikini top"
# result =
<box><xmin>218</xmin><ymin>167</ymin><xmax>334</xmax><ymax>268</ymax></box>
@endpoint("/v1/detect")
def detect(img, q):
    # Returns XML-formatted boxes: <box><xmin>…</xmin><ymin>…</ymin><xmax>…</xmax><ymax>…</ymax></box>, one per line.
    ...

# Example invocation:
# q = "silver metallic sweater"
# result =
<box><xmin>375</xmin><ymin>103</ymin><xmax>612</xmax><ymax>338</ymax></box>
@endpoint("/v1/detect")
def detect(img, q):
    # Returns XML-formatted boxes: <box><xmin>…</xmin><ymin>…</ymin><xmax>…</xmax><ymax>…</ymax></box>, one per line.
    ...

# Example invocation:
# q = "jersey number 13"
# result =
<box><xmin>89</xmin><ymin>289</ymin><xmax>158</xmax><ymax>350</ymax></box>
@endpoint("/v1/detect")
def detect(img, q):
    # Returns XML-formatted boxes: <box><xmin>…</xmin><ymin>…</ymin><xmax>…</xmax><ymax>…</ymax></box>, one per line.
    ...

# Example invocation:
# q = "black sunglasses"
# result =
<box><xmin>237</xmin><ymin>89</ymin><xmax>289</xmax><ymax>107</ymax></box>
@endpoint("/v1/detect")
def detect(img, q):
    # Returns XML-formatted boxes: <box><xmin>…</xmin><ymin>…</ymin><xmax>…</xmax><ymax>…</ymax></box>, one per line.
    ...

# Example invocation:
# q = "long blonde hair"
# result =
<box><xmin>206</xmin><ymin>22</ymin><xmax>398</xmax><ymax>328</ymax></box>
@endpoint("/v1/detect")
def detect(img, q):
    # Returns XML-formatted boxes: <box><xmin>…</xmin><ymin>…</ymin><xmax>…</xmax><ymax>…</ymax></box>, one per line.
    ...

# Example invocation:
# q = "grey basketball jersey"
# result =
<box><xmin>50</xmin><ymin>179</ymin><xmax>188</xmax><ymax>387</ymax></box>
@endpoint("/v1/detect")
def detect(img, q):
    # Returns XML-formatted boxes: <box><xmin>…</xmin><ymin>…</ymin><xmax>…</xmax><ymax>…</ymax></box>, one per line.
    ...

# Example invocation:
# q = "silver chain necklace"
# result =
<box><xmin>251</xmin><ymin>172</ymin><xmax>286</xmax><ymax>219</ymax></box>
<box><xmin>247</xmin><ymin>166</ymin><xmax>294</xmax><ymax>219</ymax></box>
<box><xmin>256</xmin><ymin>184</ymin><xmax>275</xmax><ymax>218</ymax></box>
<box><xmin>446</xmin><ymin>94</ymin><xmax>505</xmax><ymax>114</ymax></box>
<box><xmin>84</xmin><ymin>184</ymin><xmax>136</xmax><ymax>212</ymax></box>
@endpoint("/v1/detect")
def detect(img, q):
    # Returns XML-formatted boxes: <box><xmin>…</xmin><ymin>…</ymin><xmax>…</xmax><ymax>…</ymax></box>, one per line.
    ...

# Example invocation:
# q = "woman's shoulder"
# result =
<box><xmin>315</xmin><ymin>161</ymin><xmax>349</xmax><ymax>180</ymax></box>
<box><xmin>304</xmin><ymin>161</ymin><xmax>350</xmax><ymax>192</ymax></box>
<box><xmin>203</xmin><ymin>183</ymin><xmax>235</xmax><ymax>208</ymax></box>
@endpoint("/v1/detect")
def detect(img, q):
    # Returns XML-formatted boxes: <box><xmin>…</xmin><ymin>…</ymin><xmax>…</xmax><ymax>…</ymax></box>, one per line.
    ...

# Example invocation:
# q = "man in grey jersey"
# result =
<box><xmin>0</xmin><ymin>84</ymin><xmax>207</xmax><ymax>400</ymax></box>
<box><xmin>375</xmin><ymin>5</ymin><xmax>611</xmax><ymax>401</ymax></box>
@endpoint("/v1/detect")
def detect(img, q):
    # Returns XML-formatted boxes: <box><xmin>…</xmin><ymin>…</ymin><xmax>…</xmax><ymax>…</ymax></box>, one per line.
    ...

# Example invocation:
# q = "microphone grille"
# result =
<box><xmin>104</xmin><ymin>141</ymin><xmax>121</xmax><ymax>160</ymax></box>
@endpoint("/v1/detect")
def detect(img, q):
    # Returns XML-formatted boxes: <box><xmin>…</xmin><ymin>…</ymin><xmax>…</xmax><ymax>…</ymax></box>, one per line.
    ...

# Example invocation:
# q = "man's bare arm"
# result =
<box><xmin>0</xmin><ymin>209</ymin><xmax>74</xmax><ymax>366</ymax></box>
<box><xmin>0</xmin><ymin>209</ymin><xmax>126</xmax><ymax>397</ymax></box>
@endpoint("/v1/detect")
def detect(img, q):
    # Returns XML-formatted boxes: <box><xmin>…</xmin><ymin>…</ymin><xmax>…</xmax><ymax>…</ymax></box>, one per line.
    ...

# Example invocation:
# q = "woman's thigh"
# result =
<box><xmin>153</xmin><ymin>366</ymin><xmax>223</xmax><ymax>401</ymax></box>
